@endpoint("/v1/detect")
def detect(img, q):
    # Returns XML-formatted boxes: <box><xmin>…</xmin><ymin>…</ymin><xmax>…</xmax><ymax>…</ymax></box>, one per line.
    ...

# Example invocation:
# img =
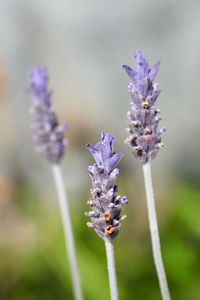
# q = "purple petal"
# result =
<box><xmin>100</xmin><ymin>133</ymin><xmax>114</xmax><ymax>163</ymax></box>
<box><xmin>101</xmin><ymin>131</ymin><xmax>106</xmax><ymax>141</ymax></box>
<box><xmin>86</xmin><ymin>143</ymin><xmax>101</xmax><ymax>165</ymax></box>
<box><xmin>134</xmin><ymin>50</ymin><xmax>149</xmax><ymax>75</ymax></box>
<box><xmin>107</xmin><ymin>152</ymin><xmax>124</xmax><ymax>173</ymax></box>
<box><xmin>148</xmin><ymin>61</ymin><xmax>160</xmax><ymax>82</ymax></box>
<box><xmin>108</xmin><ymin>132</ymin><xmax>115</xmax><ymax>151</ymax></box>
<box><xmin>88</xmin><ymin>165</ymin><xmax>93</xmax><ymax>172</ymax></box>
<box><xmin>58</xmin><ymin>123</ymin><xmax>68</xmax><ymax>132</ymax></box>
<box><xmin>122</xmin><ymin>65</ymin><xmax>138</xmax><ymax>84</ymax></box>
<box><xmin>158</xmin><ymin>127</ymin><xmax>166</xmax><ymax>135</ymax></box>
<box><xmin>100</xmin><ymin>142</ymin><xmax>111</xmax><ymax>163</ymax></box>
<box><xmin>112</xmin><ymin>168</ymin><xmax>119</xmax><ymax>176</ymax></box>
<box><xmin>121</xmin><ymin>196</ymin><xmax>128</xmax><ymax>204</ymax></box>
<box><xmin>102</xmin><ymin>132</ymin><xmax>112</xmax><ymax>148</ymax></box>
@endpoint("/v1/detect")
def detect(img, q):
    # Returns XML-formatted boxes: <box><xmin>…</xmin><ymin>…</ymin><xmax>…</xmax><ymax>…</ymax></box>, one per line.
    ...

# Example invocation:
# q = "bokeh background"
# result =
<box><xmin>0</xmin><ymin>0</ymin><xmax>200</xmax><ymax>299</ymax></box>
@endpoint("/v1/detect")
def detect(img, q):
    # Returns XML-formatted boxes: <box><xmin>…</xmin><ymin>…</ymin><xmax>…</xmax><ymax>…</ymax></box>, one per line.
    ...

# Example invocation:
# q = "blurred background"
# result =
<box><xmin>0</xmin><ymin>0</ymin><xmax>200</xmax><ymax>299</ymax></box>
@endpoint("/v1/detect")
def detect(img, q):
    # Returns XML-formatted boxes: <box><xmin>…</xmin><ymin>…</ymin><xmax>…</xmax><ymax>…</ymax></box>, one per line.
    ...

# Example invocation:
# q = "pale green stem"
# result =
<box><xmin>143</xmin><ymin>162</ymin><xmax>171</xmax><ymax>300</ymax></box>
<box><xmin>105</xmin><ymin>239</ymin><xmax>119</xmax><ymax>300</ymax></box>
<box><xmin>52</xmin><ymin>164</ymin><xmax>83</xmax><ymax>300</ymax></box>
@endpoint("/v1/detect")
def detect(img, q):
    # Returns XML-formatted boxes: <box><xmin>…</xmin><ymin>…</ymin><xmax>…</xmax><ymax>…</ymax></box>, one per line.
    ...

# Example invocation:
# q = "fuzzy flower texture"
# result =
<box><xmin>86</xmin><ymin>133</ymin><xmax>128</xmax><ymax>241</ymax></box>
<box><xmin>123</xmin><ymin>50</ymin><xmax>166</xmax><ymax>164</ymax></box>
<box><xmin>28</xmin><ymin>65</ymin><xmax>68</xmax><ymax>164</ymax></box>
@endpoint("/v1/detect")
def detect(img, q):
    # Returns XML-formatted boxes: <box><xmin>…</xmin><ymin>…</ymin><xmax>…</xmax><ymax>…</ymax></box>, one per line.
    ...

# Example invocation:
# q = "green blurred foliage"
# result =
<box><xmin>0</xmin><ymin>179</ymin><xmax>200</xmax><ymax>300</ymax></box>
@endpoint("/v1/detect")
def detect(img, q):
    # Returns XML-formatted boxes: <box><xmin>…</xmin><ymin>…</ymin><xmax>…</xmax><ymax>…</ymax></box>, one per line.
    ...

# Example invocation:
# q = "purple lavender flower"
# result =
<box><xmin>86</xmin><ymin>132</ymin><xmax>128</xmax><ymax>241</ymax></box>
<box><xmin>28</xmin><ymin>65</ymin><xmax>68</xmax><ymax>164</ymax></box>
<box><xmin>123</xmin><ymin>50</ymin><xmax>166</xmax><ymax>164</ymax></box>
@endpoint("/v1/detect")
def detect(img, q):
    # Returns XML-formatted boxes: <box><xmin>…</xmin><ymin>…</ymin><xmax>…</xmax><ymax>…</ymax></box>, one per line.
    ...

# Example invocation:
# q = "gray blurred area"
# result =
<box><xmin>0</xmin><ymin>0</ymin><xmax>200</xmax><ymax>190</ymax></box>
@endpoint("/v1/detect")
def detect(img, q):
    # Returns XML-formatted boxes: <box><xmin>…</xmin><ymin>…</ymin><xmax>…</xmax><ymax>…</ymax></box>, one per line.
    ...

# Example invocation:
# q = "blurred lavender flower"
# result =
<box><xmin>123</xmin><ymin>50</ymin><xmax>166</xmax><ymax>164</ymax></box>
<box><xmin>86</xmin><ymin>132</ymin><xmax>128</xmax><ymax>241</ymax></box>
<box><xmin>27</xmin><ymin>66</ymin><xmax>83</xmax><ymax>300</ymax></box>
<box><xmin>28</xmin><ymin>65</ymin><xmax>68</xmax><ymax>164</ymax></box>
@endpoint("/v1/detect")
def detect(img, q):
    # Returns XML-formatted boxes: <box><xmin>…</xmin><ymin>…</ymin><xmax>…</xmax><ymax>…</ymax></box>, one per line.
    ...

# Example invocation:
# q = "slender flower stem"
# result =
<box><xmin>52</xmin><ymin>164</ymin><xmax>83</xmax><ymax>300</ymax></box>
<box><xmin>143</xmin><ymin>163</ymin><xmax>171</xmax><ymax>300</ymax></box>
<box><xmin>105</xmin><ymin>239</ymin><xmax>119</xmax><ymax>300</ymax></box>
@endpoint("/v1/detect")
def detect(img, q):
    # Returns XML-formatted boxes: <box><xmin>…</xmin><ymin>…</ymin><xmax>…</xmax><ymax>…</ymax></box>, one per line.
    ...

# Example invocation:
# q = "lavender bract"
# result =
<box><xmin>123</xmin><ymin>50</ymin><xmax>166</xmax><ymax>164</ymax></box>
<box><xmin>28</xmin><ymin>65</ymin><xmax>68</xmax><ymax>164</ymax></box>
<box><xmin>86</xmin><ymin>132</ymin><xmax>128</xmax><ymax>241</ymax></box>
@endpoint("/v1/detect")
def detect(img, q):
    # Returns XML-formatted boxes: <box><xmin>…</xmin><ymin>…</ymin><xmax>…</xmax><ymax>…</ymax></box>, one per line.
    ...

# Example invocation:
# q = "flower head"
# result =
<box><xmin>86</xmin><ymin>132</ymin><xmax>128</xmax><ymax>241</ymax></box>
<box><xmin>122</xmin><ymin>50</ymin><xmax>165</xmax><ymax>164</ymax></box>
<box><xmin>28</xmin><ymin>65</ymin><xmax>68</xmax><ymax>164</ymax></box>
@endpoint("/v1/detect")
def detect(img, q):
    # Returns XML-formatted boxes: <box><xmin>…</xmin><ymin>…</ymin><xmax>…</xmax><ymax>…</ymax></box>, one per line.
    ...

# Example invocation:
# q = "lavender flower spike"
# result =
<box><xmin>28</xmin><ymin>65</ymin><xmax>68</xmax><ymax>163</ymax></box>
<box><xmin>123</xmin><ymin>50</ymin><xmax>165</xmax><ymax>164</ymax></box>
<box><xmin>123</xmin><ymin>51</ymin><xmax>171</xmax><ymax>300</ymax></box>
<box><xmin>86</xmin><ymin>133</ymin><xmax>127</xmax><ymax>300</ymax></box>
<box><xmin>86</xmin><ymin>132</ymin><xmax>128</xmax><ymax>241</ymax></box>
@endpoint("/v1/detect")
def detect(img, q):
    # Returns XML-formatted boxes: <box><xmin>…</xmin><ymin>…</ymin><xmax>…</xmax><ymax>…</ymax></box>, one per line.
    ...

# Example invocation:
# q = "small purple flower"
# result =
<box><xmin>86</xmin><ymin>132</ymin><xmax>128</xmax><ymax>241</ymax></box>
<box><xmin>123</xmin><ymin>50</ymin><xmax>165</xmax><ymax>164</ymax></box>
<box><xmin>28</xmin><ymin>65</ymin><xmax>68</xmax><ymax>163</ymax></box>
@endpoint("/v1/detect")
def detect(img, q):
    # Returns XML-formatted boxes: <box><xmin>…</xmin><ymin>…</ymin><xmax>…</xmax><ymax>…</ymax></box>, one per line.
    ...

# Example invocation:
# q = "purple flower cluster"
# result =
<box><xmin>123</xmin><ymin>50</ymin><xmax>166</xmax><ymax>164</ymax></box>
<box><xmin>28</xmin><ymin>65</ymin><xmax>68</xmax><ymax>164</ymax></box>
<box><xmin>86</xmin><ymin>132</ymin><xmax>128</xmax><ymax>241</ymax></box>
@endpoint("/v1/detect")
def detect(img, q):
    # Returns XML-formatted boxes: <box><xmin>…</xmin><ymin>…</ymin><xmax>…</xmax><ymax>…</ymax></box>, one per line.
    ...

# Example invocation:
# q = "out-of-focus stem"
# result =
<box><xmin>143</xmin><ymin>162</ymin><xmax>171</xmax><ymax>300</ymax></box>
<box><xmin>52</xmin><ymin>164</ymin><xmax>83</xmax><ymax>300</ymax></box>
